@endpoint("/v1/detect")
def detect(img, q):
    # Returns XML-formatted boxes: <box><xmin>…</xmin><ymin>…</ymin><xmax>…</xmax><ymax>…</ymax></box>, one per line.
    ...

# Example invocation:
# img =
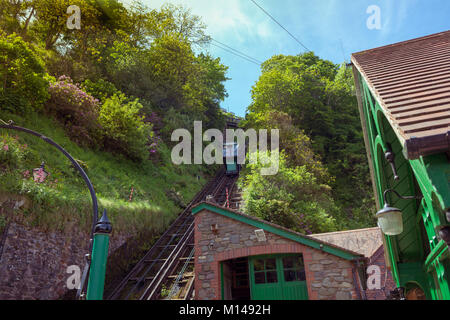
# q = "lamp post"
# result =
<box><xmin>86</xmin><ymin>209</ymin><xmax>112</xmax><ymax>300</ymax></box>
<box><xmin>376</xmin><ymin>189</ymin><xmax>422</xmax><ymax>236</ymax></box>
<box><xmin>0</xmin><ymin>119</ymin><xmax>111</xmax><ymax>300</ymax></box>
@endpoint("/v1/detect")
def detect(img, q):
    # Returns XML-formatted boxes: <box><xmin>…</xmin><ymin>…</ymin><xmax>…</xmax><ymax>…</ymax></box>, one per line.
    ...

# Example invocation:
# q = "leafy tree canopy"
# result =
<box><xmin>243</xmin><ymin>52</ymin><xmax>376</xmax><ymax>231</ymax></box>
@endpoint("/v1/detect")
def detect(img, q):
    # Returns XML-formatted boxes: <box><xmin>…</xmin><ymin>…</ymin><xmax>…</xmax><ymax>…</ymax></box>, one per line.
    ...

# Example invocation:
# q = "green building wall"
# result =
<box><xmin>353</xmin><ymin>70</ymin><xmax>450</xmax><ymax>300</ymax></box>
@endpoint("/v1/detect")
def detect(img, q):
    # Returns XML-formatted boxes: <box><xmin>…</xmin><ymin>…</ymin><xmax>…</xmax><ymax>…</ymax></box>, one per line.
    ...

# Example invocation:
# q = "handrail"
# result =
<box><xmin>0</xmin><ymin>119</ymin><xmax>99</xmax><ymax>299</ymax></box>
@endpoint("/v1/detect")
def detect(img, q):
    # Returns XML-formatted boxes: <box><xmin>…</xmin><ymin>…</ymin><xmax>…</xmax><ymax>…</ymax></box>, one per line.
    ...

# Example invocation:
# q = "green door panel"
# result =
<box><xmin>279</xmin><ymin>255</ymin><xmax>309</xmax><ymax>300</ymax></box>
<box><xmin>249</xmin><ymin>254</ymin><xmax>308</xmax><ymax>300</ymax></box>
<box><xmin>249</xmin><ymin>257</ymin><xmax>282</xmax><ymax>300</ymax></box>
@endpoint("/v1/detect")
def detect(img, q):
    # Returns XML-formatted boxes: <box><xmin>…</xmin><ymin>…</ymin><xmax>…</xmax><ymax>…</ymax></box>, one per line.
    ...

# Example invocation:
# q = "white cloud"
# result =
<box><xmin>375</xmin><ymin>0</ymin><xmax>412</xmax><ymax>37</ymax></box>
<box><xmin>138</xmin><ymin>0</ymin><xmax>277</xmax><ymax>42</ymax></box>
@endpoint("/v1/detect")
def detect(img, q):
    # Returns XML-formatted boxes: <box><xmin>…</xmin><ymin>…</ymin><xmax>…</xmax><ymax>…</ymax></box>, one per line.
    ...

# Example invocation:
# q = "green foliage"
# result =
<box><xmin>1</xmin><ymin>1</ymin><xmax>228</xmax><ymax>129</ymax></box>
<box><xmin>242</xmin><ymin>110</ymin><xmax>331</xmax><ymax>185</ymax></box>
<box><xmin>160</xmin><ymin>107</ymin><xmax>194</xmax><ymax>141</ymax></box>
<box><xmin>0</xmin><ymin>1</ymin><xmax>228</xmax><ymax>236</ymax></box>
<box><xmin>0</xmin><ymin>133</ymin><xmax>34</xmax><ymax>170</ymax></box>
<box><xmin>240</xmin><ymin>152</ymin><xmax>338</xmax><ymax>234</ymax></box>
<box><xmin>245</xmin><ymin>52</ymin><xmax>374</xmax><ymax>229</ymax></box>
<box><xmin>0</xmin><ymin>32</ymin><xmax>50</xmax><ymax>113</ymax></box>
<box><xmin>248</xmin><ymin>52</ymin><xmax>337</xmax><ymax>154</ymax></box>
<box><xmin>160</xmin><ymin>284</ymin><xmax>170</xmax><ymax>298</ymax></box>
<box><xmin>99</xmin><ymin>93</ymin><xmax>153</xmax><ymax>161</ymax></box>
<box><xmin>82</xmin><ymin>78</ymin><xmax>119</xmax><ymax>102</ymax></box>
<box><xmin>159</xmin><ymin>3</ymin><xmax>211</xmax><ymax>46</ymax></box>
<box><xmin>185</xmin><ymin>53</ymin><xmax>229</xmax><ymax>128</ymax></box>
<box><xmin>147</xmin><ymin>33</ymin><xmax>196</xmax><ymax>108</ymax></box>
<box><xmin>0</xmin><ymin>111</ymin><xmax>209</xmax><ymax>234</ymax></box>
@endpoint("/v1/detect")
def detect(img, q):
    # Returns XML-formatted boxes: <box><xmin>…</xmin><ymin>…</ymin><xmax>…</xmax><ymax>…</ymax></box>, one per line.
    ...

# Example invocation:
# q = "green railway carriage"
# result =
<box><xmin>351</xmin><ymin>31</ymin><xmax>450</xmax><ymax>300</ymax></box>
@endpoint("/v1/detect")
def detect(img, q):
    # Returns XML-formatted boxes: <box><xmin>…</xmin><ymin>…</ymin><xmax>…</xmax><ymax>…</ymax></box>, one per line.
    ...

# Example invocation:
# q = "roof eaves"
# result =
<box><xmin>351</xmin><ymin>57</ymin><xmax>410</xmax><ymax>154</ymax></box>
<box><xmin>352</xmin><ymin>30</ymin><xmax>450</xmax><ymax>57</ymax></box>
<box><xmin>351</xmin><ymin>31</ymin><xmax>450</xmax><ymax>159</ymax></box>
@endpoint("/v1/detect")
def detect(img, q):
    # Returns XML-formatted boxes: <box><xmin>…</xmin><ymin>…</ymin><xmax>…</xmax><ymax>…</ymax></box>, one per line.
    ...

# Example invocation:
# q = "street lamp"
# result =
<box><xmin>377</xmin><ymin>189</ymin><xmax>422</xmax><ymax>236</ymax></box>
<box><xmin>0</xmin><ymin>119</ymin><xmax>111</xmax><ymax>300</ymax></box>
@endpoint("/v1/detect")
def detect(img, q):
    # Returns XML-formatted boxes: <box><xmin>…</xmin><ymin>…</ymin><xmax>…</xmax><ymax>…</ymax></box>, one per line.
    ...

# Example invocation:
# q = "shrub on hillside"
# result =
<box><xmin>82</xmin><ymin>78</ymin><xmax>120</xmax><ymax>103</ymax></box>
<box><xmin>160</xmin><ymin>107</ymin><xmax>194</xmax><ymax>141</ymax></box>
<box><xmin>0</xmin><ymin>33</ymin><xmax>50</xmax><ymax>114</ymax></box>
<box><xmin>0</xmin><ymin>134</ymin><xmax>33</xmax><ymax>170</ymax></box>
<box><xmin>46</xmin><ymin>76</ymin><xmax>101</xmax><ymax>147</ymax></box>
<box><xmin>99</xmin><ymin>94</ymin><xmax>153</xmax><ymax>161</ymax></box>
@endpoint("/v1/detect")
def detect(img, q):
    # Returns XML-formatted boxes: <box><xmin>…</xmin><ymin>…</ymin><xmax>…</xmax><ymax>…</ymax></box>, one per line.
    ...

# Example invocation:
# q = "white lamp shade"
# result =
<box><xmin>377</xmin><ymin>209</ymin><xmax>403</xmax><ymax>236</ymax></box>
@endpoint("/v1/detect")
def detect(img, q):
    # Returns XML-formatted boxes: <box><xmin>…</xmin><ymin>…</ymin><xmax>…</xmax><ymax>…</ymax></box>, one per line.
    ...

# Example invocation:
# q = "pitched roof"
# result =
<box><xmin>351</xmin><ymin>30</ymin><xmax>450</xmax><ymax>159</ymax></box>
<box><xmin>310</xmin><ymin>227</ymin><xmax>383</xmax><ymax>258</ymax></box>
<box><xmin>192</xmin><ymin>201</ymin><xmax>365</xmax><ymax>261</ymax></box>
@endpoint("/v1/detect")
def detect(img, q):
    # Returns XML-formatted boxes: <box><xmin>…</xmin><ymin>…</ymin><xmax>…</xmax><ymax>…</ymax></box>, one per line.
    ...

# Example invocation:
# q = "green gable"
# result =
<box><xmin>192</xmin><ymin>202</ymin><xmax>364</xmax><ymax>261</ymax></box>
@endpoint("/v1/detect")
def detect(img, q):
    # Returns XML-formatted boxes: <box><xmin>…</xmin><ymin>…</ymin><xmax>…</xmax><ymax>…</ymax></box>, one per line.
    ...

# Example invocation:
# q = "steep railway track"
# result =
<box><xmin>107</xmin><ymin>169</ymin><xmax>239</xmax><ymax>300</ymax></box>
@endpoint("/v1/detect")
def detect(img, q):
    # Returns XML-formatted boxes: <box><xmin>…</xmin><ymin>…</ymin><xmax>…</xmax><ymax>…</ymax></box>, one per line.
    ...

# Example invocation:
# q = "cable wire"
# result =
<box><xmin>211</xmin><ymin>38</ymin><xmax>263</xmax><ymax>64</ymax></box>
<box><xmin>249</xmin><ymin>0</ymin><xmax>311</xmax><ymax>52</ymax></box>
<box><xmin>210</xmin><ymin>42</ymin><xmax>261</xmax><ymax>65</ymax></box>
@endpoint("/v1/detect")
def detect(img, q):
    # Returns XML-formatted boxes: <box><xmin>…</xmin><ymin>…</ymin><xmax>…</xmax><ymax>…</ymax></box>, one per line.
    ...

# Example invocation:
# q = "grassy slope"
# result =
<box><xmin>0</xmin><ymin>111</ymin><xmax>213</xmax><ymax>236</ymax></box>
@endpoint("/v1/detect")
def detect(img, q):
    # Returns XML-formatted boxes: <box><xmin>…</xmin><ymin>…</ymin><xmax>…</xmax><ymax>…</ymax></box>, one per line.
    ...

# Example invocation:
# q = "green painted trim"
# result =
<box><xmin>425</xmin><ymin>240</ymin><xmax>449</xmax><ymax>273</ymax></box>
<box><xmin>385</xmin><ymin>235</ymin><xmax>400</xmax><ymax>287</ymax></box>
<box><xmin>192</xmin><ymin>203</ymin><xmax>361</xmax><ymax>261</ymax></box>
<box><xmin>353</xmin><ymin>61</ymin><xmax>407</xmax><ymax>150</ymax></box>
<box><xmin>397</xmin><ymin>262</ymin><xmax>428</xmax><ymax>291</ymax></box>
<box><xmin>352</xmin><ymin>67</ymin><xmax>380</xmax><ymax>209</ymax></box>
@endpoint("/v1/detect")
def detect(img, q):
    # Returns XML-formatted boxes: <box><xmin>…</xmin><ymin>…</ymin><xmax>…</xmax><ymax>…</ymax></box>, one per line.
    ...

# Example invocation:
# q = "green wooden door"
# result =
<box><xmin>249</xmin><ymin>256</ymin><xmax>282</xmax><ymax>300</ymax></box>
<box><xmin>249</xmin><ymin>254</ymin><xmax>308</xmax><ymax>300</ymax></box>
<box><xmin>279</xmin><ymin>255</ymin><xmax>309</xmax><ymax>300</ymax></box>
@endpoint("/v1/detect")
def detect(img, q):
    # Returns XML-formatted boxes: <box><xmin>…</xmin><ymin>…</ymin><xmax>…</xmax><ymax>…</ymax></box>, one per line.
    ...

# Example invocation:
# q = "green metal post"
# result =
<box><xmin>86</xmin><ymin>210</ymin><xmax>112</xmax><ymax>300</ymax></box>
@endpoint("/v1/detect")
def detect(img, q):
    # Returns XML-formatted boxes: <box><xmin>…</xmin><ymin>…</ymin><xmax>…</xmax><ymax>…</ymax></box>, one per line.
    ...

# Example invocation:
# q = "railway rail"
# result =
<box><xmin>107</xmin><ymin>169</ymin><xmax>240</xmax><ymax>300</ymax></box>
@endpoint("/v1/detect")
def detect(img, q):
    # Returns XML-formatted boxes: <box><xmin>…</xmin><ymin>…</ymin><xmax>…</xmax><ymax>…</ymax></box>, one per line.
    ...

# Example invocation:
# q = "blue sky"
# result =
<box><xmin>136</xmin><ymin>0</ymin><xmax>450</xmax><ymax>117</ymax></box>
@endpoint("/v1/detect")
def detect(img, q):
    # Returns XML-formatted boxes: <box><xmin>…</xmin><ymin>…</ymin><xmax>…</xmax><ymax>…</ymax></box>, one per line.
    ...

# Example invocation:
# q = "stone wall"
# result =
<box><xmin>307</xmin><ymin>250</ymin><xmax>360</xmax><ymax>300</ymax></box>
<box><xmin>0</xmin><ymin>222</ymin><xmax>128</xmax><ymax>300</ymax></box>
<box><xmin>194</xmin><ymin>209</ymin><xmax>364</xmax><ymax>300</ymax></box>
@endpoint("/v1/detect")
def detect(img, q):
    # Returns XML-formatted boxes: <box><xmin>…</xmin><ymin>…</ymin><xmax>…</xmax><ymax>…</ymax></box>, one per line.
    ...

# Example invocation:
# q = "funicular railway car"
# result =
<box><xmin>223</xmin><ymin>142</ymin><xmax>241</xmax><ymax>176</ymax></box>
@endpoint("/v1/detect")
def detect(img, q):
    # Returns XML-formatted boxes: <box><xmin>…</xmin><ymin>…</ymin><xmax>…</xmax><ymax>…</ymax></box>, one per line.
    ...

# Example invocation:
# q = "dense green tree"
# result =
<box><xmin>0</xmin><ymin>0</ymin><xmax>230</xmax><ymax>159</ymax></box>
<box><xmin>0</xmin><ymin>32</ymin><xmax>50</xmax><ymax>114</ymax></box>
<box><xmin>243</xmin><ymin>110</ymin><xmax>331</xmax><ymax>185</ymax></box>
<box><xmin>240</xmin><ymin>151</ymin><xmax>339</xmax><ymax>234</ymax></box>
<box><xmin>99</xmin><ymin>93</ymin><xmax>153</xmax><ymax>161</ymax></box>
<box><xmin>244</xmin><ymin>52</ymin><xmax>375</xmax><ymax>229</ymax></box>
<box><xmin>158</xmin><ymin>3</ymin><xmax>211</xmax><ymax>47</ymax></box>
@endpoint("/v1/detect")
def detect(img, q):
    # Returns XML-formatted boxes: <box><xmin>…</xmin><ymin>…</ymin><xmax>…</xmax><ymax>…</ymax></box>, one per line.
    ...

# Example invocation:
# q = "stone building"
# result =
<box><xmin>312</xmin><ymin>227</ymin><xmax>396</xmax><ymax>299</ymax></box>
<box><xmin>191</xmin><ymin>201</ymin><xmax>387</xmax><ymax>300</ymax></box>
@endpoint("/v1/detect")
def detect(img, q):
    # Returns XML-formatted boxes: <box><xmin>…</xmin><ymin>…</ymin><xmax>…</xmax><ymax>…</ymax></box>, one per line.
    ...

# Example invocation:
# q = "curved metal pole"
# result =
<box><xmin>383</xmin><ymin>189</ymin><xmax>422</xmax><ymax>205</ymax></box>
<box><xmin>0</xmin><ymin>120</ymin><xmax>98</xmax><ymax>232</ymax></box>
<box><xmin>0</xmin><ymin>119</ymin><xmax>99</xmax><ymax>298</ymax></box>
